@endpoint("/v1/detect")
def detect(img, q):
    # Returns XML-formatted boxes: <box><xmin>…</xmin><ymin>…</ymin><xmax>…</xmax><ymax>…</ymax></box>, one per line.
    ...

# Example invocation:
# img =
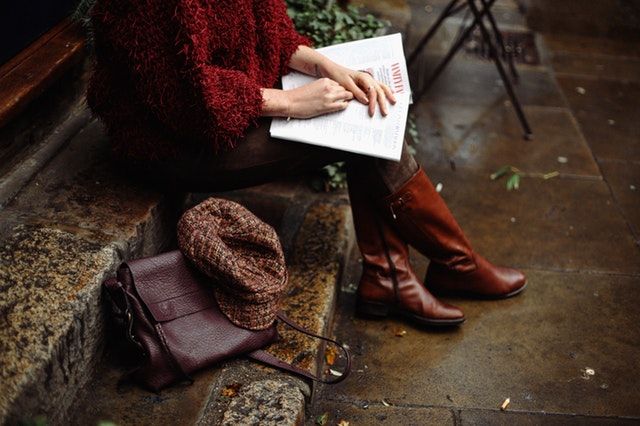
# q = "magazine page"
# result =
<box><xmin>269</xmin><ymin>33</ymin><xmax>411</xmax><ymax>161</ymax></box>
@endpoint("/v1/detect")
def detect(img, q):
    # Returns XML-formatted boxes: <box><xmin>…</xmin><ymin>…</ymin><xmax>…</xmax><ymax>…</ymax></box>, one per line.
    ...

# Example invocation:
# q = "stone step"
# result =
<box><xmin>0</xmin><ymin>114</ymin><xmax>179</xmax><ymax>424</ymax></box>
<box><xmin>68</xmin><ymin>197</ymin><xmax>354</xmax><ymax>426</ymax></box>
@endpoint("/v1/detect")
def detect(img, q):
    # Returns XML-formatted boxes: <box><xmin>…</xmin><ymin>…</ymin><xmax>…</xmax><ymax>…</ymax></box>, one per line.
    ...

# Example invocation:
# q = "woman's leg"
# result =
<box><xmin>122</xmin><ymin>118</ymin><xmax>349</xmax><ymax>193</ymax></box>
<box><xmin>342</xmin><ymin>133</ymin><xmax>525</xmax><ymax>299</ymax></box>
<box><xmin>346</xmin><ymin>152</ymin><xmax>465</xmax><ymax>326</ymax></box>
<box><xmin>371</xmin><ymin>159</ymin><xmax>528</xmax><ymax>299</ymax></box>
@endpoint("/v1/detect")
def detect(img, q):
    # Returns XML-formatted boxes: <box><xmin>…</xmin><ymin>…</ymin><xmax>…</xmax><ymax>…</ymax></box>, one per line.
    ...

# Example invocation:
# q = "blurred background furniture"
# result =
<box><xmin>408</xmin><ymin>0</ymin><xmax>533</xmax><ymax>140</ymax></box>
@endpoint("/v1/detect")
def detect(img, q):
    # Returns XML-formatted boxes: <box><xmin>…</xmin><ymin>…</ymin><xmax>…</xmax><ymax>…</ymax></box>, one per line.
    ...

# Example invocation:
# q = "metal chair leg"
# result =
<box><xmin>480</xmin><ymin>0</ymin><xmax>519</xmax><ymax>81</ymax></box>
<box><xmin>467</xmin><ymin>0</ymin><xmax>532</xmax><ymax>139</ymax></box>
<box><xmin>412</xmin><ymin>0</ymin><xmax>497</xmax><ymax>103</ymax></box>
<box><xmin>408</xmin><ymin>0</ymin><xmax>460</xmax><ymax>66</ymax></box>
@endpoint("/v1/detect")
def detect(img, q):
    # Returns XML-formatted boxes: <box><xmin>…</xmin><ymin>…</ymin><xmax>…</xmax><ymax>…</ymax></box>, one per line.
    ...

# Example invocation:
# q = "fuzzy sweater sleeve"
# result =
<box><xmin>92</xmin><ymin>0</ymin><xmax>265</xmax><ymax>152</ymax></box>
<box><xmin>175</xmin><ymin>1</ymin><xmax>266</xmax><ymax>149</ymax></box>
<box><xmin>274</xmin><ymin>1</ymin><xmax>314</xmax><ymax>75</ymax></box>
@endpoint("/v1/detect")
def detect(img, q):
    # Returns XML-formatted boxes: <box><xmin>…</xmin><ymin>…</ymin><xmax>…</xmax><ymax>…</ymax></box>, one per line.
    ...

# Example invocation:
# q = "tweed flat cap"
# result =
<box><xmin>177</xmin><ymin>198</ymin><xmax>288</xmax><ymax>330</ymax></box>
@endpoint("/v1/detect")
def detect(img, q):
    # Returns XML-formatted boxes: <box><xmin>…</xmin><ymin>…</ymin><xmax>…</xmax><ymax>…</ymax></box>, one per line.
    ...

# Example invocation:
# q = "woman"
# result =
<box><xmin>88</xmin><ymin>0</ymin><xmax>526</xmax><ymax>327</ymax></box>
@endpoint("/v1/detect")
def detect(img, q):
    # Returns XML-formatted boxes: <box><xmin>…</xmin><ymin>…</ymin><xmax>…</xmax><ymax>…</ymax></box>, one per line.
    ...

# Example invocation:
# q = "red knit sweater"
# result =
<box><xmin>87</xmin><ymin>0</ymin><xmax>311</xmax><ymax>160</ymax></box>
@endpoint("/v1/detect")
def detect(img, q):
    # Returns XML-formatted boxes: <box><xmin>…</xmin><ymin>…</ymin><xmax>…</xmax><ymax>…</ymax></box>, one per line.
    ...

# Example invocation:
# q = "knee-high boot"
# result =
<box><xmin>348</xmin><ymin>172</ymin><xmax>465</xmax><ymax>326</ymax></box>
<box><xmin>381</xmin><ymin>166</ymin><xmax>527</xmax><ymax>298</ymax></box>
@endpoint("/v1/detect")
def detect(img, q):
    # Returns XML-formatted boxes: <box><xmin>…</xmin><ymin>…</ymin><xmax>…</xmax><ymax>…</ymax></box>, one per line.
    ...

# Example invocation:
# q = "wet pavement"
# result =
<box><xmin>309</xmin><ymin>0</ymin><xmax>640</xmax><ymax>424</ymax></box>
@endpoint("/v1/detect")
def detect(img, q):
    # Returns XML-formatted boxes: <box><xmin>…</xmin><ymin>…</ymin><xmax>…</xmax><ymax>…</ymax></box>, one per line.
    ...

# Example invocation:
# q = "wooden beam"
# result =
<box><xmin>0</xmin><ymin>18</ymin><xmax>86</xmax><ymax>128</ymax></box>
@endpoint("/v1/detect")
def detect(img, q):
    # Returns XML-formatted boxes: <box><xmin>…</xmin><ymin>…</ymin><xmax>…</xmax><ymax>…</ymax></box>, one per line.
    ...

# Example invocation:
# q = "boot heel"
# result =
<box><xmin>356</xmin><ymin>299</ymin><xmax>390</xmax><ymax>318</ymax></box>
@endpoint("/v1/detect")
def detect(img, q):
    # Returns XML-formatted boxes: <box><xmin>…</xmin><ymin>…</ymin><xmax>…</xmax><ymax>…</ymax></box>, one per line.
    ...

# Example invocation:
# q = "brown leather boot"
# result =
<box><xmin>381</xmin><ymin>166</ymin><xmax>527</xmax><ymax>299</ymax></box>
<box><xmin>348</xmin><ymin>174</ymin><xmax>465</xmax><ymax>326</ymax></box>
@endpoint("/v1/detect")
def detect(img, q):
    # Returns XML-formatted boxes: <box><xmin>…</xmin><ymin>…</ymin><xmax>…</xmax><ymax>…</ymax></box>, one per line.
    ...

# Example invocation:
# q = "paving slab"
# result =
<box><xmin>405</xmin><ymin>0</ymin><xmax>528</xmax><ymax>55</ymax></box>
<box><xmin>548</xmin><ymin>52</ymin><xmax>640</xmax><ymax>84</ymax></box>
<box><xmin>459</xmin><ymin>409</ymin><xmax>640</xmax><ymax>425</ymax></box>
<box><xmin>599</xmin><ymin>160</ymin><xmax>640</xmax><ymax>243</ymax></box>
<box><xmin>412</xmin><ymin>101</ymin><xmax>600</xmax><ymax>177</ymax></box>
<box><xmin>316</xmin><ymin>269</ymin><xmax>640</xmax><ymax>418</ymax></box>
<box><xmin>309</xmin><ymin>401</ymin><xmax>455</xmax><ymax>425</ymax></box>
<box><xmin>556</xmin><ymin>76</ymin><xmax>640</xmax><ymax>162</ymax></box>
<box><xmin>412</xmin><ymin>54</ymin><xmax>565</xmax><ymax>109</ymax></box>
<box><xmin>408</xmin><ymin>167</ymin><xmax>640</xmax><ymax>274</ymax></box>
<box><xmin>541</xmin><ymin>34</ymin><xmax>640</xmax><ymax>59</ymax></box>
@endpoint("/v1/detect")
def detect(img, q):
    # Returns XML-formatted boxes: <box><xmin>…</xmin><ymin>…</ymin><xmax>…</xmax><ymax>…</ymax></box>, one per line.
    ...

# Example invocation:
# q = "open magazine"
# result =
<box><xmin>269</xmin><ymin>33</ymin><xmax>412</xmax><ymax>162</ymax></box>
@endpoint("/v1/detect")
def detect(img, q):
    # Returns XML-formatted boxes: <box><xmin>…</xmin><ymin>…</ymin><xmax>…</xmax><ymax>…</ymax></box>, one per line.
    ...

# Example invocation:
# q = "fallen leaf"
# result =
<box><xmin>581</xmin><ymin>367</ymin><xmax>596</xmax><ymax>380</ymax></box>
<box><xmin>501</xmin><ymin>397</ymin><xmax>510</xmax><ymax>410</ymax></box>
<box><xmin>506</xmin><ymin>173</ymin><xmax>520</xmax><ymax>191</ymax></box>
<box><xmin>221</xmin><ymin>383</ymin><xmax>242</xmax><ymax>398</ymax></box>
<box><xmin>316</xmin><ymin>412</ymin><xmax>329</xmax><ymax>425</ymax></box>
<box><xmin>491</xmin><ymin>165</ymin><xmax>511</xmax><ymax>180</ymax></box>
<box><xmin>325</xmin><ymin>345</ymin><xmax>338</xmax><ymax>366</ymax></box>
<box><xmin>337</xmin><ymin>420</ymin><xmax>350</xmax><ymax>426</ymax></box>
<box><xmin>543</xmin><ymin>171</ymin><xmax>560</xmax><ymax>180</ymax></box>
<box><xmin>329</xmin><ymin>368</ymin><xmax>343</xmax><ymax>377</ymax></box>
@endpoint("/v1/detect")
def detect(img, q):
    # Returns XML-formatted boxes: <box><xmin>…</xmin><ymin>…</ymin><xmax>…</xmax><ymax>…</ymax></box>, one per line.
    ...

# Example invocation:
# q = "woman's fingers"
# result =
<box><xmin>330</xmin><ymin>99</ymin><xmax>350</xmax><ymax>112</ymax></box>
<box><xmin>367</xmin><ymin>85</ymin><xmax>377</xmax><ymax>117</ymax></box>
<box><xmin>329</xmin><ymin>88</ymin><xmax>353</xmax><ymax>102</ymax></box>
<box><xmin>376</xmin><ymin>87</ymin><xmax>388</xmax><ymax>116</ymax></box>
<box><xmin>380</xmin><ymin>83</ymin><xmax>397</xmax><ymax>104</ymax></box>
<box><xmin>342</xmin><ymin>90</ymin><xmax>354</xmax><ymax>101</ymax></box>
<box><xmin>344</xmin><ymin>79</ymin><xmax>369</xmax><ymax>104</ymax></box>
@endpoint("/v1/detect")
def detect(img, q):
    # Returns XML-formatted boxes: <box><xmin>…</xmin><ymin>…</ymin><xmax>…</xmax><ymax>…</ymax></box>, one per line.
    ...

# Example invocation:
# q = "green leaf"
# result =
<box><xmin>316</xmin><ymin>412</ymin><xmax>329</xmax><ymax>425</ymax></box>
<box><xmin>506</xmin><ymin>173</ymin><xmax>521</xmax><ymax>191</ymax></box>
<box><xmin>490</xmin><ymin>165</ymin><xmax>511</xmax><ymax>180</ymax></box>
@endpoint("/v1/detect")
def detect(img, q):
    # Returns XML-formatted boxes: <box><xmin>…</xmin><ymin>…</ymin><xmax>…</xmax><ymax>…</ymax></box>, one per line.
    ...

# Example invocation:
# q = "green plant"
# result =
<box><xmin>491</xmin><ymin>165</ymin><xmax>559</xmax><ymax>191</ymax></box>
<box><xmin>72</xmin><ymin>0</ymin><xmax>97</xmax><ymax>48</ymax></box>
<box><xmin>406</xmin><ymin>113</ymin><xmax>421</xmax><ymax>156</ymax></box>
<box><xmin>286</xmin><ymin>0</ymin><xmax>389</xmax><ymax>191</ymax></box>
<box><xmin>286</xmin><ymin>0</ymin><xmax>387</xmax><ymax>48</ymax></box>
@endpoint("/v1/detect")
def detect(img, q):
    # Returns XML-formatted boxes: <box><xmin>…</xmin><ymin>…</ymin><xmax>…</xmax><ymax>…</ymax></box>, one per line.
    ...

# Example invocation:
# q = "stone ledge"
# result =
<box><xmin>67</xmin><ymin>198</ymin><xmax>354</xmax><ymax>426</ymax></box>
<box><xmin>0</xmin><ymin>225</ymin><xmax>120</xmax><ymax>423</ymax></box>
<box><xmin>0</xmin><ymin>119</ymin><xmax>178</xmax><ymax>424</ymax></box>
<box><xmin>221</xmin><ymin>379</ymin><xmax>305</xmax><ymax>426</ymax></box>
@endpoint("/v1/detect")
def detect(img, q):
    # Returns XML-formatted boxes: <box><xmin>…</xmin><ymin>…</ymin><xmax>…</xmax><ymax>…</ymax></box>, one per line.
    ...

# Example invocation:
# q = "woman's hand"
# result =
<box><xmin>261</xmin><ymin>79</ymin><xmax>353</xmax><ymax>119</ymax></box>
<box><xmin>324</xmin><ymin>64</ymin><xmax>397</xmax><ymax>117</ymax></box>
<box><xmin>284</xmin><ymin>78</ymin><xmax>354</xmax><ymax>119</ymax></box>
<box><xmin>287</xmin><ymin>46</ymin><xmax>396</xmax><ymax>117</ymax></box>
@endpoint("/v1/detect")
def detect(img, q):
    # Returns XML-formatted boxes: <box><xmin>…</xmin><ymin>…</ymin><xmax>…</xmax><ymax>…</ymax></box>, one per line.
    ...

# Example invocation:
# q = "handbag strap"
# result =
<box><xmin>247</xmin><ymin>311</ymin><xmax>351</xmax><ymax>384</ymax></box>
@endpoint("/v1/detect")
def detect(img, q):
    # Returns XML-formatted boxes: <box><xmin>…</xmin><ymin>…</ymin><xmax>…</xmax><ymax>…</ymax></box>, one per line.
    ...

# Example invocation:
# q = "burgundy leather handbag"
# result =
<box><xmin>103</xmin><ymin>250</ymin><xmax>350</xmax><ymax>392</ymax></box>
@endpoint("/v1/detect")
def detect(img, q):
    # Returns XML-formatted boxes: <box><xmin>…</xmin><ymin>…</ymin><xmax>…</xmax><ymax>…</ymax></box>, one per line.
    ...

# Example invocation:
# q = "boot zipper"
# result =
<box><xmin>390</xmin><ymin>195</ymin><xmax>409</xmax><ymax>220</ymax></box>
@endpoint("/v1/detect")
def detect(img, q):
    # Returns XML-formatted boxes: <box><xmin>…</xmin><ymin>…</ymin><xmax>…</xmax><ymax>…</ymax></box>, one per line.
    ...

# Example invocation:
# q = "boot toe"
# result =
<box><xmin>494</xmin><ymin>266</ymin><xmax>527</xmax><ymax>297</ymax></box>
<box><xmin>436</xmin><ymin>301</ymin><xmax>465</xmax><ymax>320</ymax></box>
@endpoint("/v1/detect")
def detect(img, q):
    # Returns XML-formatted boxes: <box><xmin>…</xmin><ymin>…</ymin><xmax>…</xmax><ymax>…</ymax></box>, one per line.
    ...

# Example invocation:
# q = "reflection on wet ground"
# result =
<box><xmin>310</xmin><ymin>0</ymin><xmax>640</xmax><ymax>424</ymax></box>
